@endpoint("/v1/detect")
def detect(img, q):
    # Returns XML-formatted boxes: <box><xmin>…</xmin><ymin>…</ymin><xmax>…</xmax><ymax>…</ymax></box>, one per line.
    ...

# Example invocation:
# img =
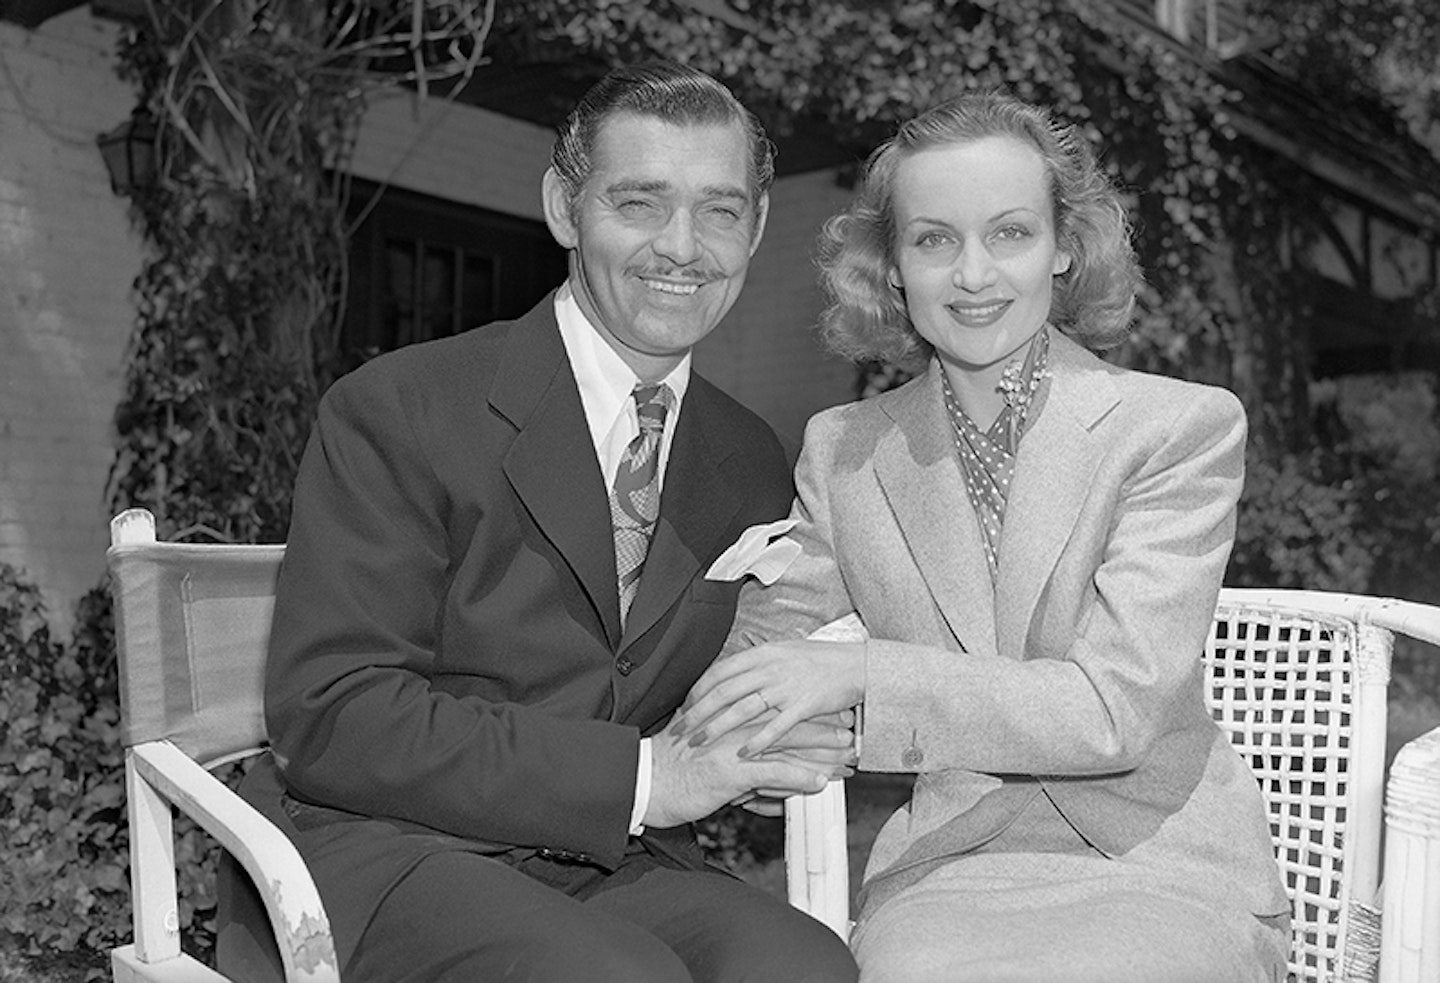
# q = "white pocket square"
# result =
<box><xmin>705</xmin><ymin>518</ymin><xmax>801</xmax><ymax>585</ymax></box>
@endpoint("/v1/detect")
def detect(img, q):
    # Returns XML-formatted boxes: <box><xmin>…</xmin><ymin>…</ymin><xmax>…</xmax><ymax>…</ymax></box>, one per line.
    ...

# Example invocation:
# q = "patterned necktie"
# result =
<box><xmin>611</xmin><ymin>382</ymin><xmax>675</xmax><ymax>624</ymax></box>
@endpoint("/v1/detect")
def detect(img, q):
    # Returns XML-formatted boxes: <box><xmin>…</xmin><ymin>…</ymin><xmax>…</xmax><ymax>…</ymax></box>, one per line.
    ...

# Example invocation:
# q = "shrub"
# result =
<box><xmin>0</xmin><ymin>569</ymin><xmax>125</xmax><ymax>977</ymax></box>
<box><xmin>697</xmin><ymin>803</ymin><xmax>785</xmax><ymax>873</ymax></box>
<box><xmin>1228</xmin><ymin>373</ymin><xmax>1440</xmax><ymax>601</ymax></box>
<box><xmin>1229</xmin><ymin>446</ymin><xmax>1378</xmax><ymax>592</ymax></box>
<box><xmin>0</xmin><ymin>567</ymin><xmax>220</xmax><ymax>979</ymax></box>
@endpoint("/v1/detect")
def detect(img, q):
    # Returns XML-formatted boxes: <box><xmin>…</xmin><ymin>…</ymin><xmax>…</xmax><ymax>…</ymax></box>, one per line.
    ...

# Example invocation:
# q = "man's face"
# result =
<box><xmin>543</xmin><ymin>112</ymin><xmax>769</xmax><ymax>380</ymax></box>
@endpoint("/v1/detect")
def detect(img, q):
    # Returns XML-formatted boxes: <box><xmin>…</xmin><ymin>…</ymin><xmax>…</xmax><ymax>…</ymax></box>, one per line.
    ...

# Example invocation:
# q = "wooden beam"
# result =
<box><xmin>1229</xmin><ymin>113</ymin><xmax>1440</xmax><ymax>231</ymax></box>
<box><xmin>89</xmin><ymin>0</ymin><xmax>145</xmax><ymax>22</ymax></box>
<box><xmin>0</xmin><ymin>0</ymin><xmax>86</xmax><ymax>28</ymax></box>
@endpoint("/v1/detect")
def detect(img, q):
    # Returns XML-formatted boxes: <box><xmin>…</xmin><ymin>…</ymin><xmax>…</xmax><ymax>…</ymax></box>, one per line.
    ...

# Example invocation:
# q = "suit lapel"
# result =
<box><xmin>620</xmin><ymin>379</ymin><xmax>744</xmax><ymax>649</ymax></box>
<box><xmin>993</xmin><ymin>332</ymin><xmax>1119</xmax><ymax>659</ymax></box>
<box><xmin>872</xmin><ymin>366</ymin><xmax>997</xmax><ymax>657</ymax></box>
<box><xmin>491</xmin><ymin>300</ymin><xmax>623</xmax><ymax>647</ymax></box>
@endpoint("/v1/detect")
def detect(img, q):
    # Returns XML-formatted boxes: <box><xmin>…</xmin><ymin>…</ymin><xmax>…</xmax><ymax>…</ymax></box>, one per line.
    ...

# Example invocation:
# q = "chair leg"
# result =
<box><xmin>112</xmin><ymin>943</ymin><xmax>229</xmax><ymax>981</ymax></box>
<box><xmin>125</xmin><ymin>757</ymin><xmax>183</xmax><ymax>963</ymax></box>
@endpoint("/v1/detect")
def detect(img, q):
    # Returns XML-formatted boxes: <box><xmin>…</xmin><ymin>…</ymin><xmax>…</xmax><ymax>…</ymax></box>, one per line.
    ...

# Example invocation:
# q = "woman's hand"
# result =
<box><xmin>676</xmin><ymin>639</ymin><xmax>865</xmax><ymax>757</ymax></box>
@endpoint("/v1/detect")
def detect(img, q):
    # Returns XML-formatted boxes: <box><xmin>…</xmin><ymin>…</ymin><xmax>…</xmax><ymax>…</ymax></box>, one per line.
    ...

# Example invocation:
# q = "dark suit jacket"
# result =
<box><xmin>233</xmin><ymin>295</ymin><xmax>793</xmax><ymax>967</ymax></box>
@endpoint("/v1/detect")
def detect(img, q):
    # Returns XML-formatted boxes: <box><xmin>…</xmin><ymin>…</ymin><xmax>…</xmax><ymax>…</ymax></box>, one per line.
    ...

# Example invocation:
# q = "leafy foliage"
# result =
<box><xmin>1256</xmin><ymin>0</ymin><xmax>1440</xmax><ymax>154</ymax></box>
<box><xmin>1</xmin><ymin>572</ymin><xmax>124</xmax><ymax>977</ymax></box>
<box><xmin>1229</xmin><ymin>372</ymin><xmax>1440</xmax><ymax>596</ymax></box>
<box><xmin>107</xmin><ymin>1</ymin><xmax>498</xmax><ymax>541</ymax></box>
<box><xmin>1229</xmin><ymin>447</ymin><xmax>1377</xmax><ymax>592</ymax></box>
<box><xmin>0</xmin><ymin>569</ymin><xmax>241</xmax><ymax>978</ymax></box>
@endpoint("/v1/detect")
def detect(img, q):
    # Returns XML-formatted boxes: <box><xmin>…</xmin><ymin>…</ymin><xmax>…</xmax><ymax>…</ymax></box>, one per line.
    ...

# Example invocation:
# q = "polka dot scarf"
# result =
<box><xmin>940</xmin><ymin>326</ymin><xmax>1053</xmax><ymax>584</ymax></box>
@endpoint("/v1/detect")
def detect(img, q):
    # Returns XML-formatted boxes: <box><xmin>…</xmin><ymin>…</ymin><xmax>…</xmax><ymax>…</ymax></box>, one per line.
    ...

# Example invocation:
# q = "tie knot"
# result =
<box><xmin>633</xmin><ymin>383</ymin><xmax>674</xmax><ymax>434</ymax></box>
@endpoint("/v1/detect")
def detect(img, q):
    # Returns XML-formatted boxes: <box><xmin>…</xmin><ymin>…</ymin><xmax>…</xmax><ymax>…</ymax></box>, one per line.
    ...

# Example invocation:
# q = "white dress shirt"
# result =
<box><xmin>554</xmin><ymin>284</ymin><xmax>691</xmax><ymax>835</ymax></box>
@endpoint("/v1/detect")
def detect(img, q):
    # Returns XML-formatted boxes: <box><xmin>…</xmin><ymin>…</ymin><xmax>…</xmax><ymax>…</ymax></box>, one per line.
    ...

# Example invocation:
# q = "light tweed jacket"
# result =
<box><xmin>727</xmin><ymin>329</ymin><xmax>1290</xmax><ymax>920</ymax></box>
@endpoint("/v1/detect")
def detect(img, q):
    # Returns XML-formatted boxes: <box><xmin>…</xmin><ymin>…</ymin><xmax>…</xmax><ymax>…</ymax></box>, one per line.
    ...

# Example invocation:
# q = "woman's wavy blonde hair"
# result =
<box><xmin>818</xmin><ymin>92</ymin><xmax>1141</xmax><ymax>369</ymax></box>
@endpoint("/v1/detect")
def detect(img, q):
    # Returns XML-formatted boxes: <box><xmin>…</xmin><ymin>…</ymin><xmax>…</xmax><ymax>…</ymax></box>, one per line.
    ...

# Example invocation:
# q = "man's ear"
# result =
<box><xmin>748</xmin><ymin>192</ymin><xmax>770</xmax><ymax>256</ymax></box>
<box><xmin>542</xmin><ymin>167</ymin><xmax>579</xmax><ymax>249</ymax></box>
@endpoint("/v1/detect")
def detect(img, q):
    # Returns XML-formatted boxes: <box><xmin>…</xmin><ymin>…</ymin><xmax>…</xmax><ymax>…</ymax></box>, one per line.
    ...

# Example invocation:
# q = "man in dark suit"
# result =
<box><xmin>217</xmin><ymin>61</ymin><xmax>859</xmax><ymax>983</ymax></box>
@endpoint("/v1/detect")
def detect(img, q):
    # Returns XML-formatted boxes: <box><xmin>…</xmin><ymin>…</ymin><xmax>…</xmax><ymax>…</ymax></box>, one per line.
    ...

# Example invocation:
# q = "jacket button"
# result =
<box><xmin>901</xmin><ymin>744</ymin><xmax>924</xmax><ymax>768</ymax></box>
<box><xmin>616</xmin><ymin>656</ymin><xmax>634</xmax><ymax>676</ymax></box>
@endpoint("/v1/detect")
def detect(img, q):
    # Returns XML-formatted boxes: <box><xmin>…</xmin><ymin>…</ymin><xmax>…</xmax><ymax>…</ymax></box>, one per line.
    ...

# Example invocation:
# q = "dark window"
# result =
<box><xmin>340</xmin><ymin>180</ymin><xmax>568</xmax><ymax>370</ymax></box>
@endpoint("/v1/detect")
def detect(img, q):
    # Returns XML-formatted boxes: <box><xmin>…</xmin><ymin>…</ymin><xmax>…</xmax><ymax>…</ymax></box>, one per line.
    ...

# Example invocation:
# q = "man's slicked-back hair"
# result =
<box><xmin>550</xmin><ymin>60</ymin><xmax>776</xmax><ymax>210</ymax></box>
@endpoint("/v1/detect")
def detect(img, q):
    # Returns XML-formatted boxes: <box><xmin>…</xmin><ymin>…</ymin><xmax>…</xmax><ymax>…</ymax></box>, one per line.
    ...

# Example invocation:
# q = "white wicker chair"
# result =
<box><xmin>785</xmin><ymin>590</ymin><xmax>1440</xmax><ymax>983</ymax></box>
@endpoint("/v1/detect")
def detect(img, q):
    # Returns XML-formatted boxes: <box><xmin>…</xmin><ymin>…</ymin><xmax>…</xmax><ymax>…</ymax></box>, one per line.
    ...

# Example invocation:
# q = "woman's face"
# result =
<box><xmin>890</xmin><ymin>134</ymin><xmax>1071</xmax><ymax>375</ymax></box>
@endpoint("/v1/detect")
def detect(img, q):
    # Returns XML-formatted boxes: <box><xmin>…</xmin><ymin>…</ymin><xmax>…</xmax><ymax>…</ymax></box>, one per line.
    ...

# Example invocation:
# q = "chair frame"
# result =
<box><xmin>108</xmin><ymin>508</ymin><xmax>337</xmax><ymax>983</ymax></box>
<box><xmin>785</xmin><ymin>589</ymin><xmax>1440</xmax><ymax>983</ymax></box>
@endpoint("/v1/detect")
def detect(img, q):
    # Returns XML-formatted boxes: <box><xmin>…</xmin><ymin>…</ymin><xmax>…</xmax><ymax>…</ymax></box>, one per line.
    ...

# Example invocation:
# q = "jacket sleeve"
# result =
<box><xmin>263</xmin><ymin>368</ymin><xmax>639</xmax><ymax>865</ymax></box>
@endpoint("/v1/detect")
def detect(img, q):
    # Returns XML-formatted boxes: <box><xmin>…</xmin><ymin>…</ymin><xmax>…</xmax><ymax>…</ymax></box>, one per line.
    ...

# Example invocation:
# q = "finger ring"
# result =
<box><xmin>756</xmin><ymin>691</ymin><xmax>772</xmax><ymax>711</ymax></box>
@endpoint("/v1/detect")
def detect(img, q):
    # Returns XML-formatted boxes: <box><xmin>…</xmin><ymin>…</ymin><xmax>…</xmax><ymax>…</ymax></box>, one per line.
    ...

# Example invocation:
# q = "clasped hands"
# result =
<box><xmin>643</xmin><ymin>638</ymin><xmax>866</xmax><ymax>828</ymax></box>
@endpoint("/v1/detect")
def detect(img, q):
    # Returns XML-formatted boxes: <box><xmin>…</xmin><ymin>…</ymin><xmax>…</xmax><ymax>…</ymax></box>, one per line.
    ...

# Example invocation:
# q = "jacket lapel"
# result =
<box><xmin>620</xmin><ymin>379</ymin><xmax>744</xmax><ymax>649</ymax></box>
<box><xmin>872</xmin><ymin>365</ymin><xmax>997</xmax><ymax>658</ymax></box>
<box><xmin>491</xmin><ymin>299</ymin><xmax>623</xmax><ymax>647</ymax></box>
<box><xmin>993</xmin><ymin>332</ymin><xmax>1119</xmax><ymax>659</ymax></box>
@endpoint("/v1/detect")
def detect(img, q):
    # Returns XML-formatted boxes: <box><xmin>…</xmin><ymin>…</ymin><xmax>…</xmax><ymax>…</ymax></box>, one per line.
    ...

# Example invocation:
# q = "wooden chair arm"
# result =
<box><xmin>784</xmin><ymin>613</ymin><xmax>865</xmax><ymax>939</ymax></box>
<box><xmin>125</xmin><ymin>742</ymin><xmax>339</xmax><ymax>983</ymax></box>
<box><xmin>1380</xmin><ymin>725</ymin><xmax>1440</xmax><ymax>983</ymax></box>
<box><xmin>784</xmin><ymin>780</ymin><xmax>851</xmax><ymax>939</ymax></box>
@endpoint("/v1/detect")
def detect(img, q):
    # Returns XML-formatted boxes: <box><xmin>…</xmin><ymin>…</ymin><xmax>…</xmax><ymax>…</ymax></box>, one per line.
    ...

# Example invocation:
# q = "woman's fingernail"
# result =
<box><xmin>672</xmin><ymin>720</ymin><xmax>687</xmax><ymax>737</ymax></box>
<box><xmin>688</xmin><ymin>731</ymin><xmax>707</xmax><ymax>747</ymax></box>
<box><xmin>737</xmin><ymin>744</ymin><xmax>754</xmax><ymax>759</ymax></box>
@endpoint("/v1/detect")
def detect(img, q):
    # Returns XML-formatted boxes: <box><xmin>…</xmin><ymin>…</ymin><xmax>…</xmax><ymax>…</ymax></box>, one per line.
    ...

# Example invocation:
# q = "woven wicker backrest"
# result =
<box><xmin>1207</xmin><ymin>595</ymin><xmax>1380</xmax><ymax>983</ymax></box>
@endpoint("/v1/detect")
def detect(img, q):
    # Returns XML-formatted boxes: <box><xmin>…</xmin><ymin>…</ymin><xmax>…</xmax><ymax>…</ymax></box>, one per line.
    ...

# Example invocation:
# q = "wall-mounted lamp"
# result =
<box><xmin>96</xmin><ymin>109</ymin><xmax>158</xmax><ymax>196</ymax></box>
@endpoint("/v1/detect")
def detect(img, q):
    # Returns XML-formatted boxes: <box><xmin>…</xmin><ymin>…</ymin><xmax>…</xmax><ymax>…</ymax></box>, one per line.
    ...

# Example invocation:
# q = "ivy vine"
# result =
<box><xmin>107</xmin><ymin>0</ymin><xmax>496</xmax><ymax>543</ymax></box>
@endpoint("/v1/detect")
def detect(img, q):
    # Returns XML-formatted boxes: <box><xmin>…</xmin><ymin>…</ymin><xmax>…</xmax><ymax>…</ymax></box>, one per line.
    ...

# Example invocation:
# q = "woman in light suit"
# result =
<box><xmin>678</xmin><ymin>93</ymin><xmax>1290</xmax><ymax>982</ymax></box>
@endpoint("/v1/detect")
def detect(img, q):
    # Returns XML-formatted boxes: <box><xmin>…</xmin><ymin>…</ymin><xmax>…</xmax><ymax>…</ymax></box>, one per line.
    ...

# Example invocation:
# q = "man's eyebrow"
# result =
<box><xmin>704</xmin><ymin>185</ymin><xmax>750</xmax><ymax>203</ymax></box>
<box><xmin>605</xmin><ymin>179</ymin><xmax>670</xmax><ymax>195</ymax></box>
<box><xmin>603</xmin><ymin>179</ymin><xmax>750</xmax><ymax>202</ymax></box>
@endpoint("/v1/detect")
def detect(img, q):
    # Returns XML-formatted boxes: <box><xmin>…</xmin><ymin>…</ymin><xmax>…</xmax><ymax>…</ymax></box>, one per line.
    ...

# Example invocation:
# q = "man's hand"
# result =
<box><xmin>642</xmin><ymin>712</ymin><xmax>854</xmax><ymax>829</ymax></box>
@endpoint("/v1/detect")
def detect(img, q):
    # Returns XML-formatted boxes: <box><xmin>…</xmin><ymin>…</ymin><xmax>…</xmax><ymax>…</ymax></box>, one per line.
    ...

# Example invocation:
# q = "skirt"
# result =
<box><xmin>850</xmin><ymin>791</ymin><xmax>1289</xmax><ymax>983</ymax></box>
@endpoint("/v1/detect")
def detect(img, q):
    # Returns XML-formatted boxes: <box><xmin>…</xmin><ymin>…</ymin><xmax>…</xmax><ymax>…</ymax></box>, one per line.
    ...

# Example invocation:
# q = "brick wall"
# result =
<box><xmin>2</xmin><ymin>25</ymin><xmax>859</xmax><ymax>631</ymax></box>
<box><xmin>0</xmin><ymin>9</ymin><xmax>141</xmax><ymax>632</ymax></box>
